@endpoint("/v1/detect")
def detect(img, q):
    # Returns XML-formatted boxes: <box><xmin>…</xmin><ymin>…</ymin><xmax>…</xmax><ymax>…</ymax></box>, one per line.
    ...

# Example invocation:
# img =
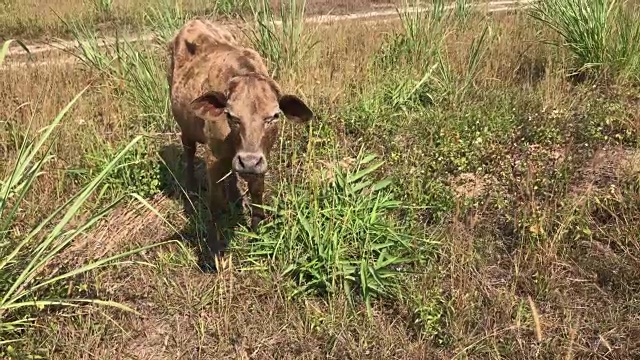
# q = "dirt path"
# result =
<box><xmin>2</xmin><ymin>0</ymin><xmax>533</xmax><ymax>70</ymax></box>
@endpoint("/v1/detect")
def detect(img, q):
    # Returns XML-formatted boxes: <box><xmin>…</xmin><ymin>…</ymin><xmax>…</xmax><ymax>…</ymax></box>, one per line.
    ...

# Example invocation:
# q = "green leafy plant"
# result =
<box><xmin>240</xmin><ymin>151</ymin><xmax>437</xmax><ymax>316</ymax></box>
<box><xmin>72</xmin><ymin>136</ymin><xmax>163</xmax><ymax>199</ymax></box>
<box><xmin>409</xmin><ymin>288</ymin><xmax>450</xmax><ymax>341</ymax></box>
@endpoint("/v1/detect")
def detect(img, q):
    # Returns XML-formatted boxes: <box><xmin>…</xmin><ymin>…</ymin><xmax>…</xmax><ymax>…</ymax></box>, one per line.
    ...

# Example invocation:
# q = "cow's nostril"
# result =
<box><xmin>234</xmin><ymin>152</ymin><xmax>266</xmax><ymax>174</ymax></box>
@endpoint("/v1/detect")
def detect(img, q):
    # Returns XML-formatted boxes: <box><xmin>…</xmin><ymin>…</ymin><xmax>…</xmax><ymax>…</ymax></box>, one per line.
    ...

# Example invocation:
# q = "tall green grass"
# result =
<box><xmin>144</xmin><ymin>0</ymin><xmax>190</xmax><ymax>46</ymax></box>
<box><xmin>377</xmin><ymin>0</ymin><xmax>493</xmax><ymax>105</ymax></box>
<box><xmin>530</xmin><ymin>0</ymin><xmax>640</xmax><ymax>80</ymax></box>
<box><xmin>60</xmin><ymin>21</ymin><xmax>173</xmax><ymax>199</ymax></box>
<box><xmin>242</xmin><ymin>0</ymin><xmax>318</xmax><ymax>78</ymax></box>
<box><xmin>215</xmin><ymin>0</ymin><xmax>249</xmax><ymax>17</ymax></box>
<box><xmin>382</xmin><ymin>0</ymin><xmax>450</xmax><ymax>70</ymax></box>
<box><xmin>89</xmin><ymin>0</ymin><xmax>114</xmax><ymax>20</ymax></box>
<box><xmin>64</xmin><ymin>19</ymin><xmax>171</xmax><ymax>130</ymax></box>
<box><xmin>433</xmin><ymin>23</ymin><xmax>492</xmax><ymax>102</ymax></box>
<box><xmin>0</xmin><ymin>40</ymin><xmax>169</xmax><ymax>345</ymax></box>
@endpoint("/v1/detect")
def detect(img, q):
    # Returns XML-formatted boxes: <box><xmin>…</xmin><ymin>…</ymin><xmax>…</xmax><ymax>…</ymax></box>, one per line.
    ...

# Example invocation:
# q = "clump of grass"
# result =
<box><xmin>144</xmin><ymin>0</ymin><xmax>190</xmax><ymax>46</ymax></box>
<box><xmin>90</xmin><ymin>0</ymin><xmax>114</xmax><ymax>20</ymax></box>
<box><xmin>433</xmin><ymin>23</ymin><xmax>493</xmax><ymax>102</ymax></box>
<box><xmin>530</xmin><ymin>0</ymin><xmax>640</xmax><ymax>80</ymax></box>
<box><xmin>454</xmin><ymin>0</ymin><xmax>473</xmax><ymax>24</ymax></box>
<box><xmin>0</xmin><ymin>40</ymin><xmax>169</xmax><ymax>345</ymax></box>
<box><xmin>375</xmin><ymin>0</ymin><xmax>493</xmax><ymax>106</ymax></box>
<box><xmin>378</xmin><ymin>0</ymin><xmax>450</xmax><ymax>70</ymax></box>
<box><xmin>58</xmin><ymin>17</ymin><xmax>114</xmax><ymax>72</ymax></box>
<box><xmin>59</xmin><ymin>22</ymin><xmax>171</xmax><ymax>198</ymax></box>
<box><xmin>239</xmin><ymin>150</ymin><xmax>438</xmax><ymax>315</ymax></box>
<box><xmin>71</xmin><ymin>136</ymin><xmax>164</xmax><ymax>199</ymax></box>
<box><xmin>242</xmin><ymin>0</ymin><xmax>318</xmax><ymax>78</ymax></box>
<box><xmin>215</xmin><ymin>0</ymin><xmax>249</xmax><ymax>17</ymax></box>
<box><xmin>376</xmin><ymin>6</ymin><xmax>493</xmax><ymax>106</ymax></box>
<box><xmin>63</xmin><ymin>20</ymin><xmax>171</xmax><ymax>131</ymax></box>
<box><xmin>111</xmin><ymin>41</ymin><xmax>172</xmax><ymax>130</ymax></box>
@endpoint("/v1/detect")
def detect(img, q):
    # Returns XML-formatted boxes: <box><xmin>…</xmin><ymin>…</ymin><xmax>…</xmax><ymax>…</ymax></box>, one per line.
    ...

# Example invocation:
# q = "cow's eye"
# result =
<box><xmin>226</xmin><ymin>112</ymin><xmax>240</xmax><ymax>126</ymax></box>
<box><xmin>266</xmin><ymin>113</ymin><xmax>280</xmax><ymax>123</ymax></box>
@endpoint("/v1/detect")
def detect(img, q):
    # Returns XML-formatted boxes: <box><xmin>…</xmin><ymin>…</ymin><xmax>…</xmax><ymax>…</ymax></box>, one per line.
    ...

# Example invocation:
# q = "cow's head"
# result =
<box><xmin>190</xmin><ymin>73</ymin><xmax>313</xmax><ymax>175</ymax></box>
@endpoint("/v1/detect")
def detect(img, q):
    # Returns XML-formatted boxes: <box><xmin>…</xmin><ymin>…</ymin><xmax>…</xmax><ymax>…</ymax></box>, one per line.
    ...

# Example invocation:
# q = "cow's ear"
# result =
<box><xmin>190</xmin><ymin>91</ymin><xmax>227</xmax><ymax>117</ymax></box>
<box><xmin>279</xmin><ymin>95</ymin><xmax>314</xmax><ymax>123</ymax></box>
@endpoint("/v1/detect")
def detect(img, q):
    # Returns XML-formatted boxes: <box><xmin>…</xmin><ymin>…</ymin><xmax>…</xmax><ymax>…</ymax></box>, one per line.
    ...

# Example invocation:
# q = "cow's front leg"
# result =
<box><xmin>204</xmin><ymin>153</ymin><xmax>231</xmax><ymax>259</ymax></box>
<box><xmin>244</xmin><ymin>174</ymin><xmax>266</xmax><ymax>232</ymax></box>
<box><xmin>181</xmin><ymin>134</ymin><xmax>197</xmax><ymax>215</ymax></box>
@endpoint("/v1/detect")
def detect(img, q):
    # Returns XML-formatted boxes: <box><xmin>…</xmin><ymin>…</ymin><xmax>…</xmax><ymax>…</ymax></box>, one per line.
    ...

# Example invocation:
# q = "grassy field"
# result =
<box><xmin>1</xmin><ymin>0</ymin><xmax>640</xmax><ymax>358</ymax></box>
<box><xmin>0</xmin><ymin>0</ymin><xmax>407</xmax><ymax>41</ymax></box>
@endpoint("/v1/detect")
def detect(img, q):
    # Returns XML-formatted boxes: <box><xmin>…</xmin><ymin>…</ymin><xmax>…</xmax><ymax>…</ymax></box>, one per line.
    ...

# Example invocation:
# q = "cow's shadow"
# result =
<box><xmin>157</xmin><ymin>143</ymin><xmax>246</xmax><ymax>272</ymax></box>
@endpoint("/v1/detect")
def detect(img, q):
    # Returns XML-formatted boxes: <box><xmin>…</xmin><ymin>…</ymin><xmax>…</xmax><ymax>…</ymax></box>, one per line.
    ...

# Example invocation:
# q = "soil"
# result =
<box><xmin>301</xmin><ymin>0</ymin><xmax>399</xmax><ymax>15</ymax></box>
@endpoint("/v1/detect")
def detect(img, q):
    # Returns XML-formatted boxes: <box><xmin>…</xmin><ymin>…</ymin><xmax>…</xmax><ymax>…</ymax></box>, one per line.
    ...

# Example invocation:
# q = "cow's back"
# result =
<box><xmin>168</xmin><ymin>18</ymin><xmax>242</xmax><ymax>144</ymax></box>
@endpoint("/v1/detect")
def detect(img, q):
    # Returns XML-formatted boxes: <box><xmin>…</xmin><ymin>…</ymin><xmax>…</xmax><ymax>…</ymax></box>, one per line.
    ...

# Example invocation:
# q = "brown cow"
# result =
<box><xmin>167</xmin><ymin>17</ymin><xmax>314</xmax><ymax>259</ymax></box>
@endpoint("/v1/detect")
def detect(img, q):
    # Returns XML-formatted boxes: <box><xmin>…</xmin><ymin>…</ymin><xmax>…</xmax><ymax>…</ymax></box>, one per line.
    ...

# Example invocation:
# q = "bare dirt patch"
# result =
<box><xmin>303</xmin><ymin>0</ymin><xmax>399</xmax><ymax>15</ymax></box>
<box><xmin>570</xmin><ymin>146</ymin><xmax>640</xmax><ymax>200</ymax></box>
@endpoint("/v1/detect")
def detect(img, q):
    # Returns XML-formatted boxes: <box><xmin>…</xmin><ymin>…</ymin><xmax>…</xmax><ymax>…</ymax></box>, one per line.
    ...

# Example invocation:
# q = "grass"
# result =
<box><xmin>242</xmin><ymin>0</ymin><xmax>318</xmax><ymax>78</ymax></box>
<box><xmin>0</xmin><ymin>40</ymin><xmax>171</xmax><ymax>351</ymax></box>
<box><xmin>0</xmin><ymin>0</ymin><xmax>407</xmax><ymax>41</ymax></box>
<box><xmin>530</xmin><ymin>0</ymin><xmax>640</xmax><ymax>80</ymax></box>
<box><xmin>0</xmin><ymin>0</ymin><xmax>238</xmax><ymax>41</ymax></box>
<box><xmin>1</xmin><ymin>0</ymin><xmax>640</xmax><ymax>358</ymax></box>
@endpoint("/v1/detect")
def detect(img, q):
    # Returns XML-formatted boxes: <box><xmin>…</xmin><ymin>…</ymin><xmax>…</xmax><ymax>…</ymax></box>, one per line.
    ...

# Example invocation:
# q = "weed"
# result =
<box><xmin>239</xmin><ymin>151</ymin><xmax>438</xmax><ymax>316</ymax></box>
<box><xmin>409</xmin><ymin>287</ymin><xmax>451</xmax><ymax>342</ymax></box>
<box><xmin>71</xmin><ymin>136</ymin><xmax>164</xmax><ymax>199</ymax></box>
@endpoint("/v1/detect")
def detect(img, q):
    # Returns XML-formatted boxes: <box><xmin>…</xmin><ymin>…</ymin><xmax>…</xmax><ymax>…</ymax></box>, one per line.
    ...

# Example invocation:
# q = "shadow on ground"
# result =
<box><xmin>157</xmin><ymin>143</ymin><xmax>247</xmax><ymax>272</ymax></box>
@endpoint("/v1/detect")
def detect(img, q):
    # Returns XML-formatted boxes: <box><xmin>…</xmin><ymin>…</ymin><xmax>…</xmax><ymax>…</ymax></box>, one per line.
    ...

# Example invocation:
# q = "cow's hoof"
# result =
<box><xmin>183</xmin><ymin>198</ymin><xmax>195</xmax><ymax>216</ymax></box>
<box><xmin>251</xmin><ymin>216</ymin><xmax>263</xmax><ymax>232</ymax></box>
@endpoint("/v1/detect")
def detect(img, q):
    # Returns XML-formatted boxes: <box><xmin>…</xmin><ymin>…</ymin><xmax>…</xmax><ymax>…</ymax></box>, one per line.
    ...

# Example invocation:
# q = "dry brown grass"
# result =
<box><xmin>2</xmin><ymin>4</ymin><xmax>640</xmax><ymax>359</ymax></box>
